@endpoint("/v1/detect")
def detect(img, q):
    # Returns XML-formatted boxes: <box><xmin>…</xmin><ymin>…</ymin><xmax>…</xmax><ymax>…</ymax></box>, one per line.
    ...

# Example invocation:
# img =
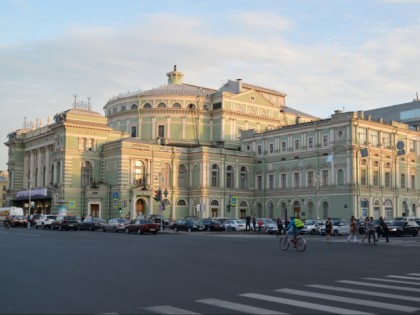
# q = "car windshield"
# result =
<box><xmin>188</xmin><ymin>219</ymin><xmax>200</xmax><ymax>225</ymax></box>
<box><xmin>304</xmin><ymin>220</ymin><xmax>317</xmax><ymax>225</ymax></box>
<box><xmin>392</xmin><ymin>221</ymin><xmax>404</xmax><ymax>227</ymax></box>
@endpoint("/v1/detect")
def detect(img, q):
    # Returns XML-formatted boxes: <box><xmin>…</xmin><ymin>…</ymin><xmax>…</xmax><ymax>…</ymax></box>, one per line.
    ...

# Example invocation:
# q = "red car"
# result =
<box><xmin>125</xmin><ymin>219</ymin><xmax>160</xmax><ymax>235</ymax></box>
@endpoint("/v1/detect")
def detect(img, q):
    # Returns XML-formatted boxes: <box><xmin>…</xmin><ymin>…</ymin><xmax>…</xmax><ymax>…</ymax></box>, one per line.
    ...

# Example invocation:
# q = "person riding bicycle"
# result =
<box><xmin>287</xmin><ymin>216</ymin><xmax>299</xmax><ymax>244</ymax></box>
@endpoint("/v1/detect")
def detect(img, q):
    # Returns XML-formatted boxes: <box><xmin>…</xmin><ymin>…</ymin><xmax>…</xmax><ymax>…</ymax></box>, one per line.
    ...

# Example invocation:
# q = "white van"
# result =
<box><xmin>0</xmin><ymin>207</ymin><xmax>24</xmax><ymax>221</ymax></box>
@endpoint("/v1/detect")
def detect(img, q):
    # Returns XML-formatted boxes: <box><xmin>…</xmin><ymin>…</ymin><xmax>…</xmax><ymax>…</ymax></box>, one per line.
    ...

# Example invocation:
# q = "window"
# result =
<box><xmin>293</xmin><ymin>172</ymin><xmax>300</xmax><ymax>188</ymax></box>
<box><xmin>382</xmin><ymin>133</ymin><xmax>391</xmax><ymax>148</ymax></box>
<box><xmin>240</xmin><ymin>167</ymin><xmax>248</xmax><ymax>189</ymax></box>
<box><xmin>337</xmin><ymin>169</ymin><xmax>344</xmax><ymax>185</ymax></box>
<box><xmin>130</xmin><ymin>104</ymin><xmax>138</xmax><ymax>110</ymax></box>
<box><xmin>370</xmin><ymin>130</ymin><xmax>379</xmax><ymax>146</ymax></box>
<box><xmin>211</xmin><ymin>164</ymin><xmax>219</xmax><ymax>187</ymax></box>
<box><xmin>177</xmin><ymin>199</ymin><xmax>187</xmax><ymax>206</ymax></box>
<box><xmin>411</xmin><ymin>175</ymin><xmax>416</xmax><ymax>189</ymax></box>
<box><xmin>322</xmin><ymin>170</ymin><xmax>329</xmax><ymax>186</ymax></box>
<box><xmin>257</xmin><ymin>145</ymin><xmax>262</xmax><ymax>155</ymax></box>
<box><xmin>361</xmin><ymin>169</ymin><xmax>366</xmax><ymax>185</ymax></box>
<box><xmin>226</xmin><ymin>165</ymin><xmax>234</xmax><ymax>189</ymax></box>
<box><xmin>385</xmin><ymin>172</ymin><xmax>391</xmax><ymax>187</ymax></box>
<box><xmin>157</xmin><ymin>102</ymin><xmax>166</xmax><ymax>108</ymax></box>
<box><xmin>161</xmin><ymin>163</ymin><xmax>171</xmax><ymax>187</ymax></box>
<box><xmin>143</xmin><ymin>103</ymin><xmax>152</xmax><ymax>108</ymax></box>
<box><xmin>81</xmin><ymin>161</ymin><xmax>92</xmax><ymax>186</ymax></box>
<box><xmin>280</xmin><ymin>173</ymin><xmax>287</xmax><ymax>189</ymax></box>
<box><xmin>373</xmin><ymin>171</ymin><xmax>379</xmax><ymax>186</ymax></box>
<box><xmin>294</xmin><ymin>139</ymin><xmax>300</xmax><ymax>150</ymax></box>
<box><xmin>257</xmin><ymin>175</ymin><xmax>262</xmax><ymax>190</ymax></box>
<box><xmin>322</xmin><ymin>135</ymin><xmax>329</xmax><ymax>147</ymax></box>
<box><xmin>308</xmin><ymin>137</ymin><xmax>314</xmax><ymax>149</ymax></box>
<box><xmin>268</xmin><ymin>174</ymin><xmax>274</xmax><ymax>189</ymax></box>
<box><xmin>133</xmin><ymin>160</ymin><xmax>145</xmax><ymax>186</ymax></box>
<box><xmin>131</xmin><ymin>126</ymin><xmax>137</xmax><ymax>137</ymax></box>
<box><xmin>307</xmin><ymin>171</ymin><xmax>314</xmax><ymax>187</ymax></box>
<box><xmin>269</xmin><ymin>143</ymin><xmax>274</xmax><ymax>153</ymax></box>
<box><xmin>358</xmin><ymin>128</ymin><xmax>367</xmax><ymax>145</ymax></box>
<box><xmin>409</xmin><ymin>140</ymin><xmax>415</xmax><ymax>153</ymax></box>
<box><xmin>178</xmin><ymin>164</ymin><xmax>187</xmax><ymax>188</ymax></box>
<box><xmin>281</xmin><ymin>141</ymin><xmax>287</xmax><ymax>152</ymax></box>
<box><xmin>401</xmin><ymin>174</ymin><xmax>406</xmax><ymax>189</ymax></box>
<box><xmin>158</xmin><ymin>125</ymin><xmax>165</xmax><ymax>138</ymax></box>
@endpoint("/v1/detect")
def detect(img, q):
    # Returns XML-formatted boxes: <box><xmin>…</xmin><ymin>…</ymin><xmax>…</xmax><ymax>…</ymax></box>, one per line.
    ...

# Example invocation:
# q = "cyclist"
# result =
<box><xmin>287</xmin><ymin>216</ymin><xmax>299</xmax><ymax>245</ymax></box>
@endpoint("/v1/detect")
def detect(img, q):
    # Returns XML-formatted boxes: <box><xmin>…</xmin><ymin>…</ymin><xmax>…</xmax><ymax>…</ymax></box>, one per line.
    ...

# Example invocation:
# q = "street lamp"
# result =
<box><xmin>314</xmin><ymin>175</ymin><xmax>321</xmax><ymax>219</ymax></box>
<box><xmin>27</xmin><ymin>176</ymin><xmax>33</xmax><ymax>228</ymax></box>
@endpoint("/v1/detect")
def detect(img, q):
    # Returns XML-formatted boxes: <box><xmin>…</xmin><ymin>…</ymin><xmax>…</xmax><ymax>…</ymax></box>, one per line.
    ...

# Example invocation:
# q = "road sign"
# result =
<box><xmin>362</xmin><ymin>208</ymin><xmax>367</xmax><ymax>217</ymax></box>
<box><xmin>112</xmin><ymin>192</ymin><xmax>119</xmax><ymax>199</ymax></box>
<box><xmin>231</xmin><ymin>196</ymin><xmax>238</xmax><ymax>206</ymax></box>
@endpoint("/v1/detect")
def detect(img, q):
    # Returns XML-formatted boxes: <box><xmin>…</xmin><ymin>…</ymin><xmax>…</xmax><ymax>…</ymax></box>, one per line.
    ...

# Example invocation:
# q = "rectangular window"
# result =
<box><xmin>308</xmin><ymin>137</ymin><xmax>314</xmax><ymax>149</ymax></box>
<box><xmin>131</xmin><ymin>126</ymin><xmax>137</xmax><ymax>137</ymax></box>
<box><xmin>322</xmin><ymin>135</ymin><xmax>329</xmax><ymax>147</ymax></box>
<box><xmin>268</xmin><ymin>174</ymin><xmax>274</xmax><ymax>189</ymax></box>
<box><xmin>307</xmin><ymin>171</ymin><xmax>314</xmax><ymax>187</ymax></box>
<box><xmin>294</xmin><ymin>139</ymin><xmax>300</xmax><ymax>150</ymax></box>
<box><xmin>269</xmin><ymin>143</ymin><xmax>274</xmax><ymax>153</ymax></box>
<box><xmin>280</xmin><ymin>174</ymin><xmax>286</xmax><ymax>189</ymax></box>
<box><xmin>322</xmin><ymin>170</ymin><xmax>329</xmax><ymax>186</ymax></box>
<box><xmin>257</xmin><ymin>145</ymin><xmax>262</xmax><ymax>155</ymax></box>
<box><xmin>382</xmin><ymin>133</ymin><xmax>391</xmax><ymax>148</ymax></box>
<box><xmin>370</xmin><ymin>130</ymin><xmax>379</xmax><ymax>147</ymax></box>
<box><xmin>401</xmin><ymin>174</ymin><xmax>406</xmax><ymax>189</ymax></box>
<box><xmin>361</xmin><ymin>169</ymin><xmax>366</xmax><ymax>185</ymax></box>
<box><xmin>281</xmin><ymin>141</ymin><xmax>287</xmax><ymax>152</ymax></box>
<box><xmin>257</xmin><ymin>175</ymin><xmax>262</xmax><ymax>190</ymax></box>
<box><xmin>373</xmin><ymin>171</ymin><xmax>379</xmax><ymax>186</ymax></box>
<box><xmin>411</xmin><ymin>175</ymin><xmax>416</xmax><ymax>189</ymax></box>
<box><xmin>385</xmin><ymin>172</ymin><xmax>391</xmax><ymax>187</ymax></box>
<box><xmin>409</xmin><ymin>140</ymin><xmax>415</xmax><ymax>153</ymax></box>
<box><xmin>158</xmin><ymin>125</ymin><xmax>165</xmax><ymax>138</ymax></box>
<box><xmin>358</xmin><ymin>128</ymin><xmax>367</xmax><ymax>145</ymax></box>
<box><xmin>294</xmin><ymin>172</ymin><xmax>300</xmax><ymax>188</ymax></box>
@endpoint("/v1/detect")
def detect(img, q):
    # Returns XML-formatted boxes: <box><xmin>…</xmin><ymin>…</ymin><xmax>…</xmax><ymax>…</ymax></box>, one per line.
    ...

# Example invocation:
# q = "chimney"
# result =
<box><xmin>236</xmin><ymin>79</ymin><xmax>242</xmax><ymax>93</ymax></box>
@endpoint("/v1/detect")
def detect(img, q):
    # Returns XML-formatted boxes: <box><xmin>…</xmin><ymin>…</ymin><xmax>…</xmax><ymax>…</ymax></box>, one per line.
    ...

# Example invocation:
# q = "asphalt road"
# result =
<box><xmin>1</xmin><ymin>227</ymin><xmax>419</xmax><ymax>314</ymax></box>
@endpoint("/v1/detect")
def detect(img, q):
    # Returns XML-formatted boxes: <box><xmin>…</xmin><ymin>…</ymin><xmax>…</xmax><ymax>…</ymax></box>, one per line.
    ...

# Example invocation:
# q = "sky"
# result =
<box><xmin>1</xmin><ymin>0</ymin><xmax>420</xmax><ymax>170</ymax></box>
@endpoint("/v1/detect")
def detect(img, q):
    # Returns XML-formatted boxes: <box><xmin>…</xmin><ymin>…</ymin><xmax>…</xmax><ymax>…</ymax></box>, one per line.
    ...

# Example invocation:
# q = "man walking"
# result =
<box><xmin>367</xmin><ymin>216</ymin><xmax>377</xmax><ymax>245</ymax></box>
<box><xmin>379</xmin><ymin>216</ymin><xmax>389</xmax><ymax>243</ymax></box>
<box><xmin>245</xmin><ymin>215</ymin><xmax>251</xmax><ymax>231</ymax></box>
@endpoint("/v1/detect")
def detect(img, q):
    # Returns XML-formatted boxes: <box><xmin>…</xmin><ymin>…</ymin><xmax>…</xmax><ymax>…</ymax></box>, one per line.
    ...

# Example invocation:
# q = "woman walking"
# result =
<box><xmin>347</xmin><ymin>216</ymin><xmax>358</xmax><ymax>243</ymax></box>
<box><xmin>325</xmin><ymin>217</ymin><xmax>333</xmax><ymax>243</ymax></box>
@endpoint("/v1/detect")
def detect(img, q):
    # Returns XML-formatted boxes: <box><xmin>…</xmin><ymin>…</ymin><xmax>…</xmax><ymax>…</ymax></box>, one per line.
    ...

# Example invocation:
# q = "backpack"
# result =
<box><xmin>294</xmin><ymin>218</ymin><xmax>304</xmax><ymax>229</ymax></box>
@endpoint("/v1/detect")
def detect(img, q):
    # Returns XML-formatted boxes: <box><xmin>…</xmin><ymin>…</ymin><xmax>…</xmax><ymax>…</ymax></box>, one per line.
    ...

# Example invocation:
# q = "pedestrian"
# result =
<box><xmin>245</xmin><ymin>215</ymin><xmax>251</xmax><ymax>231</ymax></box>
<box><xmin>361</xmin><ymin>217</ymin><xmax>370</xmax><ymax>243</ymax></box>
<box><xmin>379</xmin><ymin>216</ymin><xmax>389</xmax><ymax>243</ymax></box>
<box><xmin>347</xmin><ymin>215</ymin><xmax>358</xmax><ymax>243</ymax></box>
<box><xmin>252</xmin><ymin>215</ymin><xmax>256</xmax><ymax>232</ymax></box>
<box><xmin>257</xmin><ymin>219</ymin><xmax>264</xmax><ymax>233</ymax></box>
<box><xmin>277</xmin><ymin>217</ymin><xmax>284</xmax><ymax>235</ymax></box>
<box><xmin>367</xmin><ymin>216</ymin><xmax>377</xmax><ymax>245</ymax></box>
<box><xmin>27</xmin><ymin>214</ymin><xmax>31</xmax><ymax>229</ymax></box>
<box><xmin>325</xmin><ymin>217</ymin><xmax>333</xmax><ymax>243</ymax></box>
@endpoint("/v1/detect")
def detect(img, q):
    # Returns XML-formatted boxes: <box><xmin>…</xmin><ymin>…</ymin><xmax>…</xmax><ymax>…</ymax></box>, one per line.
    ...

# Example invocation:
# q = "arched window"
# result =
<box><xmin>188</xmin><ymin>103</ymin><xmax>196</xmax><ymax>109</ymax></box>
<box><xmin>133</xmin><ymin>160</ymin><xmax>145</xmax><ymax>186</ymax></box>
<box><xmin>143</xmin><ymin>103</ymin><xmax>152</xmax><ymax>109</ymax></box>
<box><xmin>81</xmin><ymin>161</ymin><xmax>93</xmax><ymax>186</ymax></box>
<box><xmin>130</xmin><ymin>104</ymin><xmax>138</xmax><ymax>110</ymax></box>
<box><xmin>240</xmin><ymin>167</ymin><xmax>248</xmax><ymax>189</ymax></box>
<box><xmin>361</xmin><ymin>159</ymin><xmax>367</xmax><ymax>166</ymax></box>
<box><xmin>121</xmin><ymin>105</ymin><xmax>126</xmax><ymax>112</ymax></box>
<box><xmin>337</xmin><ymin>169</ymin><xmax>344</xmax><ymax>185</ymax></box>
<box><xmin>161</xmin><ymin>163</ymin><xmax>171</xmax><ymax>187</ymax></box>
<box><xmin>172</xmin><ymin>103</ymin><xmax>182</xmax><ymax>108</ymax></box>
<box><xmin>211</xmin><ymin>164</ymin><xmax>219</xmax><ymax>187</ymax></box>
<box><xmin>177</xmin><ymin>199</ymin><xmax>187</xmax><ymax>206</ymax></box>
<box><xmin>178</xmin><ymin>164</ymin><xmax>187</xmax><ymax>188</ymax></box>
<box><xmin>226</xmin><ymin>165</ymin><xmax>234</xmax><ymax>189</ymax></box>
<box><xmin>373</xmin><ymin>161</ymin><xmax>379</xmax><ymax>167</ymax></box>
<box><xmin>113</xmin><ymin>108</ymin><xmax>118</xmax><ymax>113</ymax></box>
<box><xmin>210</xmin><ymin>200</ymin><xmax>219</xmax><ymax>206</ymax></box>
<box><xmin>157</xmin><ymin>102</ymin><xmax>166</xmax><ymax>108</ymax></box>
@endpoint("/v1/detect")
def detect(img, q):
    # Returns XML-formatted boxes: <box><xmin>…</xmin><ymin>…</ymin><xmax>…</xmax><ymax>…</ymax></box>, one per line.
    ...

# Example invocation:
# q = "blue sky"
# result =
<box><xmin>1</xmin><ymin>0</ymin><xmax>420</xmax><ymax>169</ymax></box>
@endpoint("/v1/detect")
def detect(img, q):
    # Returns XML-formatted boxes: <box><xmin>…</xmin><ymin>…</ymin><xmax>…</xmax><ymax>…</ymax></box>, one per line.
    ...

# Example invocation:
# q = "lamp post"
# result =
<box><xmin>314</xmin><ymin>175</ymin><xmax>321</xmax><ymax>219</ymax></box>
<box><xmin>27</xmin><ymin>176</ymin><xmax>33</xmax><ymax>228</ymax></box>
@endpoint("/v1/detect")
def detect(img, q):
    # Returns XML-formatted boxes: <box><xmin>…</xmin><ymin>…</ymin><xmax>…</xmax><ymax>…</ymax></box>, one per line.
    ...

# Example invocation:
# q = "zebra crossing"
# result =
<box><xmin>143</xmin><ymin>272</ymin><xmax>420</xmax><ymax>314</ymax></box>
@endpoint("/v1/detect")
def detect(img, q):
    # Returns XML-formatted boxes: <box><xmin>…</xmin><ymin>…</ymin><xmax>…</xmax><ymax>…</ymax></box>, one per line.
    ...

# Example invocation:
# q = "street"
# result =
<box><xmin>1</xmin><ymin>227</ymin><xmax>419</xmax><ymax>314</ymax></box>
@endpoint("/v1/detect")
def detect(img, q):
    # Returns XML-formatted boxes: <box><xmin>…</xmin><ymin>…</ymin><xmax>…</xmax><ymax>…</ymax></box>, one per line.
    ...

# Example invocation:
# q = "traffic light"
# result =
<box><xmin>226</xmin><ymin>203</ymin><xmax>231</xmax><ymax>212</ymax></box>
<box><xmin>153</xmin><ymin>189</ymin><xmax>162</xmax><ymax>201</ymax></box>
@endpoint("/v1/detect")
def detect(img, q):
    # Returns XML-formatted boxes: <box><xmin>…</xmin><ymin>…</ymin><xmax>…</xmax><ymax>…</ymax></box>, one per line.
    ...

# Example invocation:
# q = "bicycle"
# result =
<box><xmin>279</xmin><ymin>234</ymin><xmax>306</xmax><ymax>252</ymax></box>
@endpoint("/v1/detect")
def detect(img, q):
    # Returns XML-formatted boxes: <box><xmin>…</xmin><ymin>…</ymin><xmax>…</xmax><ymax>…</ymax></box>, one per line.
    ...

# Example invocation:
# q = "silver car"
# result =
<box><xmin>102</xmin><ymin>218</ymin><xmax>131</xmax><ymax>232</ymax></box>
<box><xmin>300</xmin><ymin>219</ymin><xmax>325</xmax><ymax>235</ymax></box>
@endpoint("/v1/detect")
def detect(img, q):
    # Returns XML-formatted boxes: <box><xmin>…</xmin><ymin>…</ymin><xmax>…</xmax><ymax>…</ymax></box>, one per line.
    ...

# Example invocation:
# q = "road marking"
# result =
<box><xmin>16</xmin><ymin>233</ymin><xmax>40</xmax><ymax>237</ymax></box>
<box><xmin>144</xmin><ymin>305</ymin><xmax>200</xmax><ymax>314</ymax></box>
<box><xmin>197</xmin><ymin>298</ymin><xmax>285</xmax><ymax>314</ymax></box>
<box><xmin>386</xmin><ymin>275</ymin><xmax>420</xmax><ymax>281</ymax></box>
<box><xmin>337</xmin><ymin>280</ymin><xmax>420</xmax><ymax>293</ymax></box>
<box><xmin>240</xmin><ymin>293</ymin><xmax>372</xmax><ymax>315</ymax></box>
<box><xmin>363</xmin><ymin>277</ymin><xmax>420</xmax><ymax>286</ymax></box>
<box><xmin>307</xmin><ymin>284</ymin><xmax>420</xmax><ymax>302</ymax></box>
<box><xmin>409</xmin><ymin>273</ymin><xmax>420</xmax><ymax>276</ymax></box>
<box><xmin>276</xmin><ymin>288</ymin><xmax>419</xmax><ymax>312</ymax></box>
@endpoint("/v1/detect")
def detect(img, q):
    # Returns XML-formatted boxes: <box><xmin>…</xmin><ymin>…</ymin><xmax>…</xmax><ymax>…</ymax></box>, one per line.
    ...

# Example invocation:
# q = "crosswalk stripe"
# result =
<box><xmin>409</xmin><ymin>273</ymin><xmax>420</xmax><ymax>276</ymax></box>
<box><xmin>364</xmin><ymin>277</ymin><xmax>420</xmax><ymax>286</ymax></box>
<box><xmin>387</xmin><ymin>275</ymin><xmax>420</xmax><ymax>281</ymax></box>
<box><xmin>143</xmin><ymin>305</ymin><xmax>200</xmax><ymax>314</ymax></box>
<box><xmin>307</xmin><ymin>284</ymin><xmax>420</xmax><ymax>302</ymax></box>
<box><xmin>196</xmin><ymin>298</ymin><xmax>285</xmax><ymax>314</ymax></box>
<box><xmin>337</xmin><ymin>280</ymin><xmax>420</xmax><ymax>293</ymax></box>
<box><xmin>276</xmin><ymin>288</ymin><xmax>419</xmax><ymax>312</ymax></box>
<box><xmin>240</xmin><ymin>293</ymin><xmax>372</xmax><ymax>315</ymax></box>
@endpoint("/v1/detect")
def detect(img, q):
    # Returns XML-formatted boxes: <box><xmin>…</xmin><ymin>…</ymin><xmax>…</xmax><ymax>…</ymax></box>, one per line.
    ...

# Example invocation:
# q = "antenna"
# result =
<box><xmin>73</xmin><ymin>94</ymin><xmax>78</xmax><ymax>108</ymax></box>
<box><xmin>87</xmin><ymin>97</ymin><xmax>92</xmax><ymax>111</ymax></box>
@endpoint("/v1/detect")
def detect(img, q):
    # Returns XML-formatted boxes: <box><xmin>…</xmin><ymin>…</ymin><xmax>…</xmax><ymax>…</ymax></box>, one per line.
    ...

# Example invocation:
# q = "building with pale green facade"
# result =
<box><xmin>5</xmin><ymin>67</ymin><xmax>420</xmax><ymax>221</ymax></box>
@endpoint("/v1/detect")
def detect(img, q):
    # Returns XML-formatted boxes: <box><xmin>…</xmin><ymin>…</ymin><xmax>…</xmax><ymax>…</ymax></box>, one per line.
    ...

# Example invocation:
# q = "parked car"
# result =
<box><xmin>173</xmin><ymin>218</ymin><xmax>205</xmax><ymax>232</ymax></box>
<box><xmin>78</xmin><ymin>217</ymin><xmax>106</xmax><ymax>231</ymax></box>
<box><xmin>300</xmin><ymin>219</ymin><xmax>325</xmax><ymax>235</ymax></box>
<box><xmin>35</xmin><ymin>215</ymin><xmax>57</xmax><ymax>229</ymax></box>
<box><xmin>102</xmin><ymin>218</ymin><xmax>131</xmax><ymax>232</ymax></box>
<box><xmin>388</xmin><ymin>220</ymin><xmax>419</xmax><ymax>237</ymax></box>
<box><xmin>223</xmin><ymin>219</ymin><xmax>247</xmax><ymax>231</ymax></box>
<box><xmin>125</xmin><ymin>219</ymin><xmax>160</xmax><ymax>234</ymax></box>
<box><xmin>319</xmin><ymin>220</ymin><xmax>350</xmax><ymax>235</ymax></box>
<box><xmin>9</xmin><ymin>215</ymin><xmax>28</xmax><ymax>227</ymax></box>
<box><xmin>51</xmin><ymin>216</ymin><xmax>79</xmax><ymax>231</ymax></box>
<box><xmin>251</xmin><ymin>218</ymin><xmax>279</xmax><ymax>234</ymax></box>
<box><xmin>199</xmin><ymin>218</ymin><xmax>226</xmax><ymax>231</ymax></box>
<box><xmin>137</xmin><ymin>214</ymin><xmax>169</xmax><ymax>229</ymax></box>
<box><xmin>29</xmin><ymin>214</ymin><xmax>42</xmax><ymax>226</ymax></box>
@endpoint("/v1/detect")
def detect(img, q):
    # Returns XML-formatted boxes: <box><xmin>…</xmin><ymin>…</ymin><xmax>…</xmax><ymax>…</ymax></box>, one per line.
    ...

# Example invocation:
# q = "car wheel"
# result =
<box><xmin>113</xmin><ymin>227</ymin><xmax>117</xmax><ymax>233</ymax></box>
<box><xmin>413</xmin><ymin>231</ymin><xmax>418</xmax><ymax>237</ymax></box>
<box><xmin>397</xmin><ymin>230</ymin><xmax>402</xmax><ymax>237</ymax></box>
<box><xmin>232</xmin><ymin>227</ymin><xmax>236</xmax><ymax>232</ymax></box>
<box><xmin>125</xmin><ymin>228</ymin><xmax>129</xmax><ymax>234</ymax></box>
<box><xmin>311</xmin><ymin>229</ymin><xmax>316</xmax><ymax>235</ymax></box>
<box><xmin>333</xmin><ymin>230</ymin><xmax>338</xmax><ymax>236</ymax></box>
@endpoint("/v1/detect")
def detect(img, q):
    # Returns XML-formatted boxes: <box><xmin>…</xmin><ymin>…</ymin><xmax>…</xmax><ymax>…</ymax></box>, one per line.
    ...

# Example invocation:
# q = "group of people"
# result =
<box><xmin>347</xmin><ymin>215</ymin><xmax>389</xmax><ymax>244</ymax></box>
